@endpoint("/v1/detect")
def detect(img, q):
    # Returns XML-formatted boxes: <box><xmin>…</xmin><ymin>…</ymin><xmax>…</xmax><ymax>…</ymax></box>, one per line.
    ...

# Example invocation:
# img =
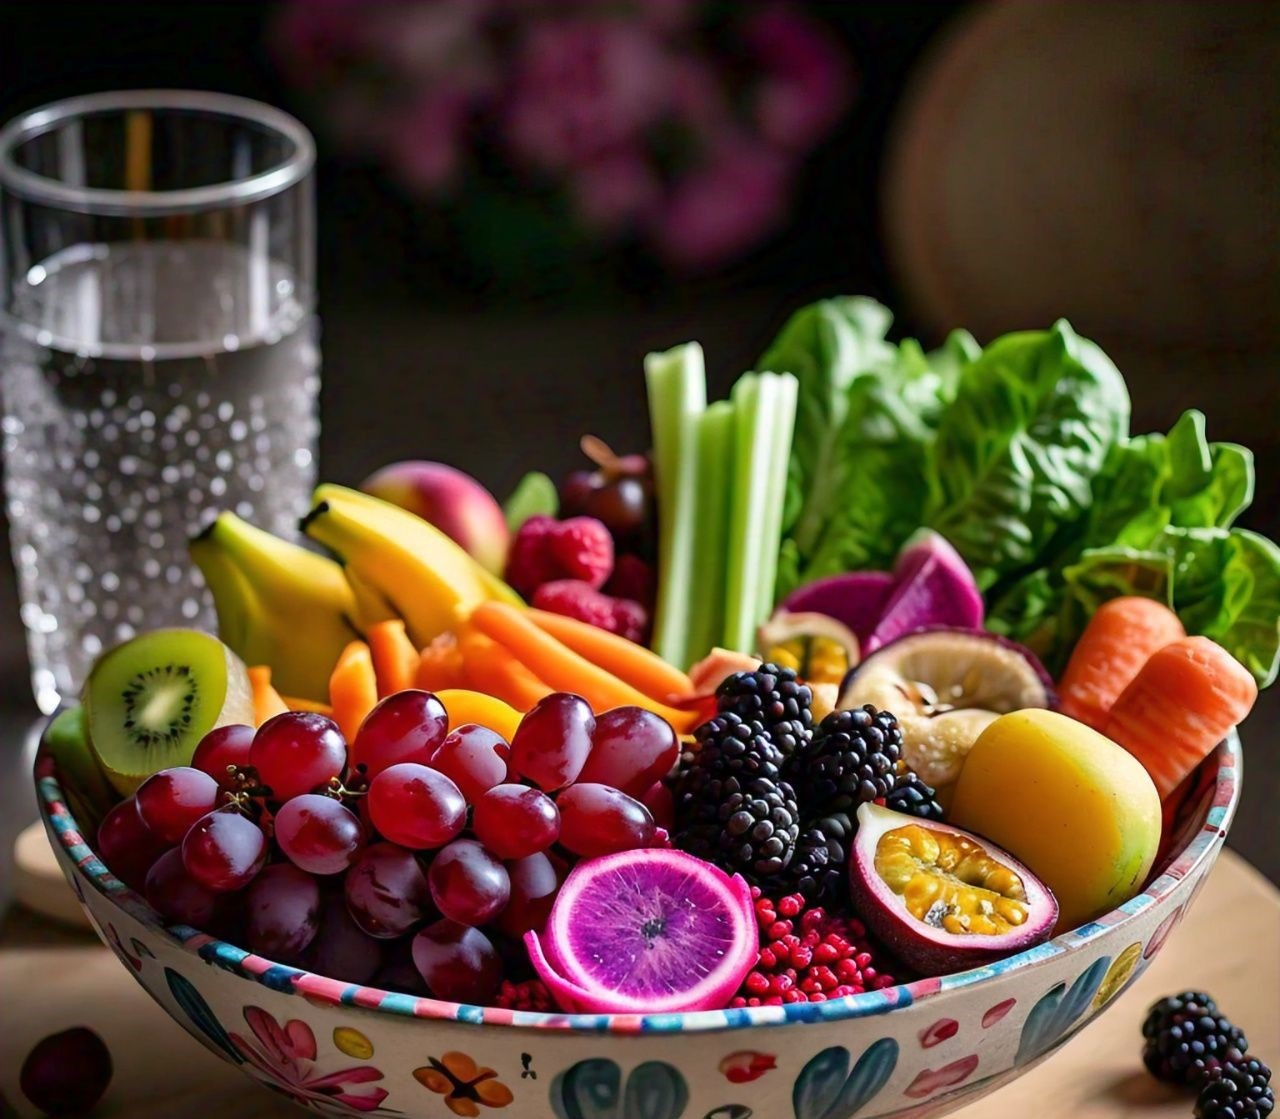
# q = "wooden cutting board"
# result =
<box><xmin>0</xmin><ymin>851</ymin><xmax>1276</xmax><ymax>1118</ymax></box>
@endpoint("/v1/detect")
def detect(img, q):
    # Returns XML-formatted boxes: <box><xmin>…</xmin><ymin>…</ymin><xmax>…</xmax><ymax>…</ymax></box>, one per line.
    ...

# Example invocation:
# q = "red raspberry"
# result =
<box><xmin>505</xmin><ymin>516</ymin><xmax>560</xmax><ymax>598</ymax></box>
<box><xmin>532</xmin><ymin>580</ymin><xmax>617</xmax><ymax>630</ymax></box>
<box><xmin>610</xmin><ymin>597</ymin><xmax>649</xmax><ymax>644</ymax></box>
<box><xmin>493</xmin><ymin>979</ymin><xmax>554</xmax><ymax>1012</ymax></box>
<box><xmin>548</xmin><ymin>517</ymin><xmax>614</xmax><ymax>589</ymax></box>
<box><xmin>605</xmin><ymin>554</ymin><xmax>655</xmax><ymax>608</ymax></box>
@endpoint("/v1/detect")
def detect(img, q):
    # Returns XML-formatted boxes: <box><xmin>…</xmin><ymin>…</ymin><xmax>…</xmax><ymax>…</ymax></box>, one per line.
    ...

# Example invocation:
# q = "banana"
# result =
<box><xmin>190</xmin><ymin>512</ymin><xmax>365</xmax><ymax>702</ymax></box>
<box><xmin>303</xmin><ymin>485</ymin><xmax>520</xmax><ymax>648</ymax></box>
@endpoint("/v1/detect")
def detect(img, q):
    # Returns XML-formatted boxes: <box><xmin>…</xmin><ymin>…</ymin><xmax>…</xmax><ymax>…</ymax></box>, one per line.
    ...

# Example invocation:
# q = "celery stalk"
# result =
<box><xmin>683</xmin><ymin>400</ymin><xmax>736</xmax><ymax>668</ymax></box>
<box><xmin>756</xmin><ymin>372</ymin><xmax>799</xmax><ymax>626</ymax></box>
<box><xmin>645</xmin><ymin>343</ymin><xmax>708</xmax><ymax>665</ymax></box>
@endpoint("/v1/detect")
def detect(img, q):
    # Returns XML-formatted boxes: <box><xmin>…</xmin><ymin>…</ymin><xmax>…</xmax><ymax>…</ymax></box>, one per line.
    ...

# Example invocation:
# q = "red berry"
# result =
<box><xmin>509</xmin><ymin>692</ymin><xmax>594</xmax><ymax>791</ymax></box>
<box><xmin>349</xmin><ymin>690</ymin><xmax>448</xmax><ymax>778</ymax></box>
<box><xmin>610</xmin><ymin>597</ymin><xmax>649</xmax><ymax>643</ymax></box>
<box><xmin>493</xmin><ymin>978</ymin><xmax>555</xmax><ymax>1012</ymax></box>
<box><xmin>274</xmin><ymin>794</ymin><xmax>365</xmax><ymax>875</ymax></box>
<box><xmin>367</xmin><ymin>763</ymin><xmax>466</xmax><ymax>850</ymax></box>
<box><xmin>547</xmin><ymin>516</ymin><xmax>614</xmax><ymax>588</ymax></box>
<box><xmin>531</xmin><ymin>580</ymin><xmax>616</xmax><ymax>630</ymax></box>
<box><xmin>430</xmin><ymin>724</ymin><xmax>510</xmax><ymax>802</ymax></box>
<box><xmin>504</xmin><ymin>515</ymin><xmax>560</xmax><ymax>598</ymax></box>
<box><xmin>472</xmin><ymin>784</ymin><xmax>560</xmax><ymax>859</ymax></box>
<box><xmin>604</xmin><ymin>554</ymin><xmax>655</xmax><ymax>608</ymax></box>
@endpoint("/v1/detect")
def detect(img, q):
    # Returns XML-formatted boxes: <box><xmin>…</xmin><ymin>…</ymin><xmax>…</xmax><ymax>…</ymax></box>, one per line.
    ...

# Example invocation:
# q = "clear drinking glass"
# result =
<box><xmin>0</xmin><ymin>91</ymin><xmax>319</xmax><ymax>713</ymax></box>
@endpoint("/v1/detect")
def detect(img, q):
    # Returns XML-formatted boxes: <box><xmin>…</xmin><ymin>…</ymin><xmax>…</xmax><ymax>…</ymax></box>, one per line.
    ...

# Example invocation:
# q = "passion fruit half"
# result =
<box><xmin>849</xmin><ymin>803</ymin><xmax>1057</xmax><ymax>976</ymax></box>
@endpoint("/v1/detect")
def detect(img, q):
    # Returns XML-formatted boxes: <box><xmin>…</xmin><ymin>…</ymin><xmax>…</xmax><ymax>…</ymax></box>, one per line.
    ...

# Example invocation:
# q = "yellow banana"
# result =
<box><xmin>303</xmin><ymin>485</ymin><xmax>520</xmax><ymax>648</ymax></box>
<box><xmin>190</xmin><ymin>512</ymin><xmax>365</xmax><ymax>702</ymax></box>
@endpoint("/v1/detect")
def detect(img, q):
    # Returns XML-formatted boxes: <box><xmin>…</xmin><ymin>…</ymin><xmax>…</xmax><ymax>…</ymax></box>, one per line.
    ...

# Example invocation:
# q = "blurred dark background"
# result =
<box><xmin>0</xmin><ymin>0</ymin><xmax>1276</xmax><ymax>877</ymax></box>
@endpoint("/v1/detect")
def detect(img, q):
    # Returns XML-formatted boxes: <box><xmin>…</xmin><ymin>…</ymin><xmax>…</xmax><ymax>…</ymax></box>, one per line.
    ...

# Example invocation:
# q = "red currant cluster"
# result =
<box><xmin>730</xmin><ymin>889</ymin><xmax>900</xmax><ymax>1007</ymax></box>
<box><xmin>92</xmin><ymin>690</ymin><xmax>679</xmax><ymax>1007</ymax></box>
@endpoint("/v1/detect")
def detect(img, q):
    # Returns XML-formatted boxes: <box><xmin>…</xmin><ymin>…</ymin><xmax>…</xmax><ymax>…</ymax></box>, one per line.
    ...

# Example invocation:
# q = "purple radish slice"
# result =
<box><xmin>865</xmin><ymin>530</ymin><xmax>983</xmax><ymax>654</ymax></box>
<box><xmin>525</xmin><ymin>848</ymin><xmax>756</xmax><ymax>1014</ymax></box>
<box><xmin>782</xmin><ymin>571</ymin><xmax>894</xmax><ymax>644</ymax></box>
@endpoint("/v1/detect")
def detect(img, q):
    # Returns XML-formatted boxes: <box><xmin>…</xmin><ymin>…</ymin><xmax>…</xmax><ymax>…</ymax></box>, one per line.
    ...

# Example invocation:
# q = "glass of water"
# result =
<box><xmin>0</xmin><ymin>91</ymin><xmax>319</xmax><ymax>713</ymax></box>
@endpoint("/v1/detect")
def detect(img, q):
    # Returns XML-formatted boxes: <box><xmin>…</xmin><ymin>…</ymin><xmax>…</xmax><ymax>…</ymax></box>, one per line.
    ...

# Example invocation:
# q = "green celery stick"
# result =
<box><xmin>645</xmin><ymin>343</ymin><xmax>708</xmax><ymax>664</ymax></box>
<box><xmin>723</xmin><ymin>373</ymin><xmax>786</xmax><ymax>652</ymax></box>
<box><xmin>756</xmin><ymin>372</ymin><xmax>799</xmax><ymax>626</ymax></box>
<box><xmin>683</xmin><ymin>400</ymin><xmax>736</xmax><ymax>668</ymax></box>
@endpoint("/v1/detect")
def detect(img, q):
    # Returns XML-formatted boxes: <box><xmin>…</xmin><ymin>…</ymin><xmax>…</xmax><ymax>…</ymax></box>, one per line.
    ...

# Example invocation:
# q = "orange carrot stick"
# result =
<box><xmin>1058</xmin><ymin>597</ymin><xmax>1186</xmax><ymax>729</ymax></box>
<box><xmin>467</xmin><ymin>602</ymin><xmax>697</xmax><ymax>730</ymax></box>
<box><xmin>457</xmin><ymin>629</ymin><xmax>551</xmax><ymax>712</ymax></box>
<box><xmin>416</xmin><ymin>632</ymin><xmax>470</xmax><ymax>693</ymax></box>
<box><xmin>367</xmin><ymin>618</ymin><xmax>420</xmax><ymax>698</ymax></box>
<box><xmin>280</xmin><ymin>695</ymin><xmax>334</xmax><ymax>716</ymax></box>
<box><xmin>1101</xmin><ymin>636</ymin><xmax>1257</xmax><ymax>799</ymax></box>
<box><xmin>329</xmin><ymin>640</ymin><xmax>379</xmax><ymax>742</ymax></box>
<box><xmin>249</xmin><ymin>665</ymin><xmax>289</xmax><ymax>726</ymax></box>
<box><xmin>526</xmin><ymin>608</ymin><xmax>693</xmax><ymax>702</ymax></box>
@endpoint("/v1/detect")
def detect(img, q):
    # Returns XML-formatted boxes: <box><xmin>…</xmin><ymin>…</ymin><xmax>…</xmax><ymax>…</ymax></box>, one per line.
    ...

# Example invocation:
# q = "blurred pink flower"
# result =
<box><xmin>387</xmin><ymin>89</ymin><xmax>474</xmax><ymax>193</ymax></box>
<box><xmin>504</xmin><ymin>18</ymin><xmax>669</xmax><ymax>171</ymax></box>
<box><xmin>362</xmin><ymin>2</ymin><xmax>494</xmax><ymax>83</ymax></box>
<box><xmin>743</xmin><ymin>3</ymin><xmax>850</xmax><ymax>150</ymax></box>
<box><xmin>570</xmin><ymin>150</ymin><xmax>663</xmax><ymax>234</ymax></box>
<box><xmin>271</xmin><ymin>0</ymin><xmax>373</xmax><ymax>83</ymax></box>
<box><xmin>666</xmin><ymin>53</ymin><xmax>731</xmax><ymax>136</ymax></box>
<box><xmin>651</xmin><ymin>136</ymin><xmax>791</xmax><ymax>271</ymax></box>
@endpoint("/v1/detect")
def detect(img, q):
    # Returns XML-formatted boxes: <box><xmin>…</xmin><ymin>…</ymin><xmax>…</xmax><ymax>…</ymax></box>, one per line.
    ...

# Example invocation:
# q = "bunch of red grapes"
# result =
<box><xmin>93</xmin><ymin>691</ymin><xmax>679</xmax><ymax>1006</ymax></box>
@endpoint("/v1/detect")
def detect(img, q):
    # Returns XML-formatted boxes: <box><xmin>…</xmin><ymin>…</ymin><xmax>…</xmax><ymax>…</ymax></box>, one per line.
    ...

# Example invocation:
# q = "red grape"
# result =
<box><xmin>496</xmin><ymin>851</ymin><xmax>562</xmax><ymax>937</ymax></box>
<box><xmin>556</xmin><ymin>783</ymin><xmax>655</xmax><ymax>857</ymax></box>
<box><xmin>430</xmin><ymin>724</ymin><xmax>510</xmax><ymax>802</ymax></box>
<box><xmin>471</xmin><ymin>784</ymin><xmax>559</xmax><ymax>860</ymax></box>
<box><xmin>20</xmin><ymin>1027</ymin><xmax>112</xmax><ymax>1116</ymax></box>
<box><xmin>640</xmin><ymin>780</ymin><xmax>675</xmax><ymax>831</ymax></box>
<box><xmin>135</xmin><ymin>766</ymin><xmax>222</xmax><ymax>845</ymax></box>
<box><xmin>411</xmin><ymin>919</ymin><xmax>501</xmax><ymax>1004</ymax></box>
<box><xmin>374</xmin><ymin>935</ymin><xmax>429</xmax><ymax>996</ymax></box>
<box><xmin>344</xmin><ymin>842</ymin><xmax>433</xmax><ymax>938</ymax></box>
<box><xmin>96</xmin><ymin>797</ymin><xmax>170</xmax><ymax>892</ymax></box>
<box><xmin>349</xmin><ymin>690</ymin><xmax>448</xmax><ymax>778</ymax></box>
<box><xmin>191</xmin><ymin>724</ymin><xmax>255</xmax><ymax>792</ymax></box>
<box><xmin>367</xmin><ymin>764</ymin><xmax>466</xmax><ymax>850</ymax></box>
<box><xmin>305</xmin><ymin>893</ymin><xmax>383</xmax><ymax>985</ymax></box>
<box><xmin>144</xmin><ymin>848</ymin><xmax>225</xmax><ymax>928</ymax></box>
<box><xmin>274</xmin><ymin>794</ymin><xmax>365</xmax><ymax>875</ymax></box>
<box><xmin>578</xmin><ymin>706</ymin><xmax>679</xmax><ymax>795</ymax></box>
<box><xmin>509</xmin><ymin>692</ymin><xmax>594</xmax><ymax>791</ymax></box>
<box><xmin>427</xmin><ymin>839</ymin><xmax>510</xmax><ymax>926</ymax></box>
<box><xmin>181</xmin><ymin>808</ymin><xmax>267</xmax><ymax>892</ymax></box>
<box><xmin>244</xmin><ymin>863</ymin><xmax>321</xmax><ymax>963</ymax></box>
<box><xmin>250</xmin><ymin>712</ymin><xmax>347</xmax><ymax>801</ymax></box>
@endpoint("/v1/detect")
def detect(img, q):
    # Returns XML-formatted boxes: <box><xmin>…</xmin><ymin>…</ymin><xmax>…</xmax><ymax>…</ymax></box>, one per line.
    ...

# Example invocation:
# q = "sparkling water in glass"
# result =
<box><xmin>0</xmin><ymin>92</ymin><xmax>319</xmax><ymax>712</ymax></box>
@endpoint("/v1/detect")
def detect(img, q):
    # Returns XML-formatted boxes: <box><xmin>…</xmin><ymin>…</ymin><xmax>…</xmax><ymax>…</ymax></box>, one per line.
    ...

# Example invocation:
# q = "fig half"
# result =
<box><xmin>849</xmin><ymin>803</ymin><xmax>1057</xmax><ymax>976</ymax></box>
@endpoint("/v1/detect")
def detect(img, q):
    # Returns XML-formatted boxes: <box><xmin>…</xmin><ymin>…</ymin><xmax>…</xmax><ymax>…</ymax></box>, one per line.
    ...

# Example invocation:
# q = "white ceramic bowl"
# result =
<box><xmin>35</xmin><ymin>736</ymin><xmax>1238</xmax><ymax>1119</ymax></box>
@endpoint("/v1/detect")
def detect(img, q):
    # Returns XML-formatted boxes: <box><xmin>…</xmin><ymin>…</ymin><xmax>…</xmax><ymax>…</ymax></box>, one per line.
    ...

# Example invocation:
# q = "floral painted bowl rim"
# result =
<box><xmin>35</xmin><ymin>731</ymin><xmax>1239</xmax><ymax>1035</ymax></box>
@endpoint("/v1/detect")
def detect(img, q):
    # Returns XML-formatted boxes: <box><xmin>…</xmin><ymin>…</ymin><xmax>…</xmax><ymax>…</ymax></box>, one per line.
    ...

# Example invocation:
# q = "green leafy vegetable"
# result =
<box><xmin>924</xmin><ymin>321</ymin><xmax>1131</xmax><ymax>590</ymax></box>
<box><xmin>502</xmin><ymin>471</ymin><xmax>558</xmax><ymax>533</ymax></box>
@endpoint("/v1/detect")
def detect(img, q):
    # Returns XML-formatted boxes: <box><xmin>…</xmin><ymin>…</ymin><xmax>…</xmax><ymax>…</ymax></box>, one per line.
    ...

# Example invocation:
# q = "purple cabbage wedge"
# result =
<box><xmin>865</xmin><ymin>530</ymin><xmax>984</xmax><ymax>653</ymax></box>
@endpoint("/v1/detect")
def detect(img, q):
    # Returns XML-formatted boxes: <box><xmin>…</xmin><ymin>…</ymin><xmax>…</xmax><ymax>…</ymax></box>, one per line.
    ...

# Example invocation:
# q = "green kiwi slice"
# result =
<box><xmin>84</xmin><ymin>629</ymin><xmax>254</xmax><ymax>795</ymax></box>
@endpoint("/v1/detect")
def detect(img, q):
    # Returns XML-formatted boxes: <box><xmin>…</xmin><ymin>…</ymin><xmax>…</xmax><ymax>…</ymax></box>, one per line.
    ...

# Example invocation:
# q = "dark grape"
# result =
<box><xmin>557</xmin><ymin>783</ymin><xmax>655</xmax><ymax>857</ymax></box>
<box><xmin>95</xmin><ymin>796</ymin><xmax>170</xmax><ymax>892</ymax></box>
<box><xmin>191</xmin><ymin>724</ymin><xmax>255</xmax><ymax>792</ymax></box>
<box><xmin>144</xmin><ymin>848</ymin><xmax>225</xmax><ymax>928</ymax></box>
<box><xmin>274</xmin><ymin>793</ymin><xmax>365</xmax><ymax>875</ymax></box>
<box><xmin>496</xmin><ymin>851</ymin><xmax>562</xmax><ymax>938</ymax></box>
<box><xmin>472</xmin><ymin>784</ymin><xmax>559</xmax><ymax>860</ymax></box>
<box><xmin>367</xmin><ymin>763</ymin><xmax>466</xmax><ymax>850</ymax></box>
<box><xmin>427</xmin><ymin>839</ymin><xmax>510</xmax><ymax>926</ymax></box>
<box><xmin>430</xmin><ymin>724</ymin><xmax>510</xmax><ymax>802</ymax></box>
<box><xmin>305</xmin><ymin>893</ymin><xmax>383</xmax><ymax>985</ymax></box>
<box><xmin>20</xmin><ymin>1027</ymin><xmax>112</xmax><ymax>1116</ymax></box>
<box><xmin>412</xmin><ymin>919</ymin><xmax>502</xmax><ymax>1004</ymax></box>
<box><xmin>509</xmin><ymin>692</ymin><xmax>594</xmax><ymax>791</ymax></box>
<box><xmin>578</xmin><ymin>706</ymin><xmax>679</xmax><ymax>795</ymax></box>
<box><xmin>250</xmin><ymin>712</ymin><xmax>346</xmax><ymax>800</ymax></box>
<box><xmin>244</xmin><ymin>863</ymin><xmax>321</xmax><ymax>963</ymax></box>
<box><xmin>181</xmin><ymin>808</ymin><xmax>267</xmax><ymax>892</ymax></box>
<box><xmin>344</xmin><ymin>842</ymin><xmax>433</xmax><ymax>938</ymax></box>
<box><xmin>349</xmin><ymin>690</ymin><xmax>448</xmax><ymax>778</ymax></box>
<box><xmin>135</xmin><ymin>766</ymin><xmax>221</xmax><ymax>844</ymax></box>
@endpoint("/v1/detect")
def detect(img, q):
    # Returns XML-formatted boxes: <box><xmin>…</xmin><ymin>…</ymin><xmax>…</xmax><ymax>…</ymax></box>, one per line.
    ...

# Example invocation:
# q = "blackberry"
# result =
<box><xmin>715</xmin><ymin>663</ymin><xmax>813</xmax><ymax>755</ymax></box>
<box><xmin>1143</xmin><ymin>992</ymin><xmax>1248</xmax><ymax>1086</ymax></box>
<box><xmin>789</xmin><ymin>706</ymin><xmax>902</xmax><ymax>817</ymax></box>
<box><xmin>886</xmin><ymin>769</ymin><xmax>945</xmax><ymax>822</ymax></box>
<box><xmin>715</xmin><ymin>777</ymin><xmax>800</xmax><ymax>878</ymax></box>
<box><xmin>785</xmin><ymin>827</ymin><xmax>848</xmax><ymax>904</ymax></box>
<box><xmin>1195</xmin><ymin>1058</ymin><xmax>1273</xmax><ymax>1119</ymax></box>
<box><xmin>674</xmin><ymin>713</ymin><xmax>783</xmax><ymax>829</ymax></box>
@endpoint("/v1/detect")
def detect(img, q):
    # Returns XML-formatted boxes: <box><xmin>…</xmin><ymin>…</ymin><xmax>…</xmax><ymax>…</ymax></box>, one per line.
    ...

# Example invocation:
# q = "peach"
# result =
<box><xmin>361</xmin><ymin>461</ymin><xmax>509</xmax><ymax>575</ymax></box>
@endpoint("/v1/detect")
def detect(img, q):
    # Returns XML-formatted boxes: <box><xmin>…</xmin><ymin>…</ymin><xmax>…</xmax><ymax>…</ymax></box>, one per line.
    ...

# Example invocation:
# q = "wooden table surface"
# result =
<box><xmin>0</xmin><ymin>849</ymin><xmax>1275</xmax><ymax>1119</ymax></box>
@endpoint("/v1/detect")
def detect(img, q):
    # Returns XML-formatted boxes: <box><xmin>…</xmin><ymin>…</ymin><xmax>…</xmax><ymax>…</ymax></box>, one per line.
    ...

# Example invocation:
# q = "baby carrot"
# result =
<box><xmin>526</xmin><ymin>608</ymin><xmax>693</xmax><ymax>702</ymax></box>
<box><xmin>329</xmin><ymin>640</ymin><xmax>379</xmax><ymax>742</ymax></box>
<box><xmin>249</xmin><ymin>665</ymin><xmax>290</xmax><ymax>726</ymax></box>
<box><xmin>1101</xmin><ymin>636</ymin><xmax>1257</xmax><ymax>799</ymax></box>
<box><xmin>457</xmin><ymin>629</ymin><xmax>552</xmax><ymax>713</ymax></box>
<box><xmin>367</xmin><ymin>618</ymin><xmax>420</xmax><ymax>698</ymax></box>
<box><xmin>1058</xmin><ymin>597</ymin><xmax>1186</xmax><ymax>729</ymax></box>
<box><xmin>468</xmin><ymin>602</ymin><xmax>698</xmax><ymax>731</ymax></box>
<box><xmin>416</xmin><ymin>632</ymin><xmax>470</xmax><ymax>693</ymax></box>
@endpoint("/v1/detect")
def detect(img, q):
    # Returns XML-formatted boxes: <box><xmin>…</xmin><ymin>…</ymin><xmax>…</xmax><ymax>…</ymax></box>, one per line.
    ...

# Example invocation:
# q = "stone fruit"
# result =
<box><xmin>20</xmin><ymin>1027</ymin><xmax>112</xmax><ymax>1116</ymax></box>
<box><xmin>948</xmin><ymin>709</ymin><xmax>1161</xmax><ymax>932</ymax></box>
<box><xmin>526</xmin><ymin>848</ymin><xmax>756</xmax><ymax>1013</ymax></box>
<box><xmin>849</xmin><ymin>803</ymin><xmax>1057</xmax><ymax>975</ymax></box>
<box><xmin>839</xmin><ymin>627</ymin><xmax>1053</xmax><ymax>795</ymax></box>
<box><xmin>362</xmin><ymin>460</ymin><xmax>510</xmax><ymax>576</ymax></box>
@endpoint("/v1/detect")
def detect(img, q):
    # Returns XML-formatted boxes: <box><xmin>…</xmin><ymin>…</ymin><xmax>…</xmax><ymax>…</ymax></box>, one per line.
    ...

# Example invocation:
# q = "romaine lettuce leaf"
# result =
<box><xmin>924</xmin><ymin>321</ymin><xmax>1131</xmax><ymax>589</ymax></box>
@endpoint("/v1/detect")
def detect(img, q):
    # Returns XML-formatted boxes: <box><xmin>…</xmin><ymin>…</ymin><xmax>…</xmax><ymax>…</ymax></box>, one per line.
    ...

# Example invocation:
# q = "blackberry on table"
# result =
<box><xmin>715</xmin><ymin>663</ymin><xmax>813</xmax><ymax>756</ymax></box>
<box><xmin>788</xmin><ymin>706</ymin><xmax>903</xmax><ymax>817</ymax></box>
<box><xmin>1195</xmin><ymin>1058</ymin><xmax>1274</xmax><ymax>1119</ymax></box>
<box><xmin>1142</xmin><ymin>992</ymin><xmax>1248</xmax><ymax>1087</ymax></box>
<box><xmin>716</xmin><ymin>777</ymin><xmax>800</xmax><ymax>879</ymax></box>
<box><xmin>886</xmin><ymin>768</ymin><xmax>946</xmax><ymax>822</ymax></box>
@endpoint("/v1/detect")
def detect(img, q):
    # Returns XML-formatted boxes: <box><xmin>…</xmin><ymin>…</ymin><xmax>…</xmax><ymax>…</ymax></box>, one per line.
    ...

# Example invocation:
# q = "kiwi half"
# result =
<box><xmin>84</xmin><ymin>629</ymin><xmax>254</xmax><ymax>795</ymax></box>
